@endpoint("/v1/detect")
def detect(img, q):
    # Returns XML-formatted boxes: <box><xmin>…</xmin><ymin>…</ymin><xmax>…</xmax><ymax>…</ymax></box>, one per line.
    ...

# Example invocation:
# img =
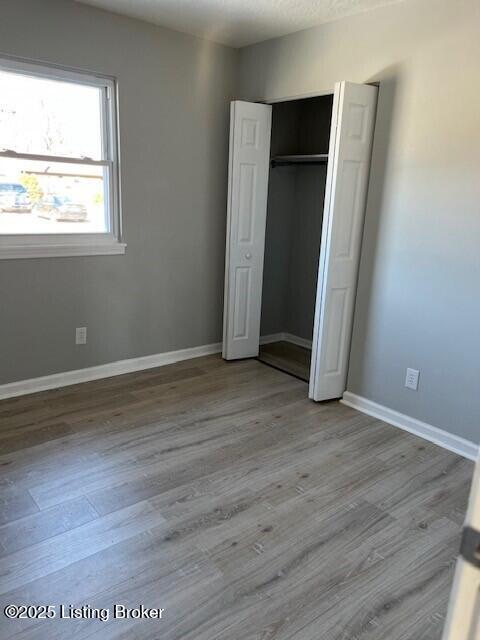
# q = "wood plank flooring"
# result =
<box><xmin>0</xmin><ymin>355</ymin><xmax>473</xmax><ymax>639</ymax></box>
<box><xmin>258</xmin><ymin>341</ymin><xmax>311</xmax><ymax>381</ymax></box>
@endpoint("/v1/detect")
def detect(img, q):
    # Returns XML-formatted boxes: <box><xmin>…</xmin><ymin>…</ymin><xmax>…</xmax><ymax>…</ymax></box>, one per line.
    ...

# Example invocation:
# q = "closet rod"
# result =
<box><xmin>271</xmin><ymin>153</ymin><xmax>329</xmax><ymax>168</ymax></box>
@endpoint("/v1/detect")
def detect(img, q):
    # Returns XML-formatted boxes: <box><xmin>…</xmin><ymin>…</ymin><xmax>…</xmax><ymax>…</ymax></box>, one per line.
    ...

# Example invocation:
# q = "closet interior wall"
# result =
<box><xmin>260</xmin><ymin>95</ymin><xmax>333</xmax><ymax>348</ymax></box>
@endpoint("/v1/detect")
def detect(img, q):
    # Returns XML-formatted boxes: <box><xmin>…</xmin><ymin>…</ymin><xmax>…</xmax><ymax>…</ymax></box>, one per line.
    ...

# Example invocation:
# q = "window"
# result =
<box><xmin>0</xmin><ymin>57</ymin><xmax>124</xmax><ymax>258</ymax></box>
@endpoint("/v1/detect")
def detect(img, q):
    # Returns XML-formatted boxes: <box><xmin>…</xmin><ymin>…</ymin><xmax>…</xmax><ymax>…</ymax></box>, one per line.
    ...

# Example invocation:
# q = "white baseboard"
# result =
<box><xmin>0</xmin><ymin>342</ymin><xmax>222</xmax><ymax>401</ymax></box>
<box><xmin>260</xmin><ymin>332</ymin><xmax>312</xmax><ymax>349</ymax></box>
<box><xmin>285</xmin><ymin>333</ymin><xmax>312</xmax><ymax>350</ymax></box>
<box><xmin>341</xmin><ymin>391</ymin><xmax>478</xmax><ymax>461</ymax></box>
<box><xmin>259</xmin><ymin>333</ymin><xmax>285</xmax><ymax>346</ymax></box>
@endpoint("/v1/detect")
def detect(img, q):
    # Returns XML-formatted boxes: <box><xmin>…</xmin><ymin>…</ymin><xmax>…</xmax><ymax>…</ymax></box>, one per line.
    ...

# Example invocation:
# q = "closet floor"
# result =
<box><xmin>258</xmin><ymin>340</ymin><xmax>311</xmax><ymax>381</ymax></box>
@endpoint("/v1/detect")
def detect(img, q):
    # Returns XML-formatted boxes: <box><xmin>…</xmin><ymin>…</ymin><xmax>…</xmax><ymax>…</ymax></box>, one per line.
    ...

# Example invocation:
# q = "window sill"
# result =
<box><xmin>0</xmin><ymin>242</ymin><xmax>127</xmax><ymax>259</ymax></box>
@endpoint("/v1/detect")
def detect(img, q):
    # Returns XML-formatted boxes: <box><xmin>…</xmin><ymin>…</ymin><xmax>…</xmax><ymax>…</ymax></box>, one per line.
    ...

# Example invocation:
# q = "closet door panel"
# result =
<box><xmin>223</xmin><ymin>101</ymin><xmax>272</xmax><ymax>360</ymax></box>
<box><xmin>310</xmin><ymin>82</ymin><xmax>378</xmax><ymax>401</ymax></box>
<box><xmin>442</xmin><ymin>454</ymin><xmax>480</xmax><ymax>640</ymax></box>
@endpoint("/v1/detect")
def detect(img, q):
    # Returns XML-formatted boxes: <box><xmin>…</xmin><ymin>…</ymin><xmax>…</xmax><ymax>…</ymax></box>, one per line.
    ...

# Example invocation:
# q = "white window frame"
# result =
<box><xmin>0</xmin><ymin>56</ymin><xmax>125</xmax><ymax>259</ymax></box>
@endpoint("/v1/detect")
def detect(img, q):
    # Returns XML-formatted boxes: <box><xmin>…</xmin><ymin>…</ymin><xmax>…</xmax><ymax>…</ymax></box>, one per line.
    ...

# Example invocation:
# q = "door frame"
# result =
<box><xmin>262</xmin><ymin>87</ymin><xmax>335</xmax><ymax>105</ymax></box>
<box><xmin>223</xmin><ymin>83</ymin><xmax>377</xmax><ymax>401</ymax></box>
<box><xmin>263</xmin><ymin>87</ymin><xmax>336</xmax><ymax>391</ymax></box>
<box><xmin>221</xmin><ymin>102</ymin><xmax>236</xmax><ymax>359</ymax></box>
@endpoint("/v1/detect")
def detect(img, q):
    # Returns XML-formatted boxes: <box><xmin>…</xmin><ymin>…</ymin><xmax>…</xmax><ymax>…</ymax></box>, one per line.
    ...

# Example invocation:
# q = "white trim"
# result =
<box><xmin>0</xmin><ymin>151</ymin><xmax>110</xmax><ymax>166</ymax></box>
<box><xmin>263</xmin><ymin>88</ymin><xmax>334</xmax><ymax>105</ymax></box>
<box><xmin>260</xmin><ymin>82</ymin><xmax>377</xmax><ymax>106</ymax></box>
<box><xmin>260</xmin><ymin>333</ymin><xmax>312</xmax><ymax>349</ymax></box>
<box><xmin>222</xmin><ymin>102</ymin><xmax>236</xmax><ymax>359</ymax></box>
<box><xmin>0</xmin><ymin>342</ymin><xmax>222</xmax><ymax>400</ymax></box>
<box><xmin>0</xmin><ymin>242</ymin><xmax>126</xmax><ymax>259</ymax></box>
<box><xmin>259</xmin><ymin>333</ymin><xmax>285</xmax><ymax>345</ymax></box>
<box><xmin>0</xmin><ymin>53</ymin><xmax>116</xmax><ymax>88</ymax></box>
<box><xmin>341</xmin><ymin>391</ymin><xmax>479</xmax><ymax>461</ymax></box>
<box><xmin>284</xmin><ymin>333</ymin><xmax>312</xmax><ymax>350</ymax></box>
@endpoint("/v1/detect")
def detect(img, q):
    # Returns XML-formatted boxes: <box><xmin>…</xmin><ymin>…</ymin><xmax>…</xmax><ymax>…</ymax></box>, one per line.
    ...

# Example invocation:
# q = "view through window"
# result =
<box><xmin>0</xmin><ymin>59</ymin><xmax>121</xmax><ymax>253</ymax></box>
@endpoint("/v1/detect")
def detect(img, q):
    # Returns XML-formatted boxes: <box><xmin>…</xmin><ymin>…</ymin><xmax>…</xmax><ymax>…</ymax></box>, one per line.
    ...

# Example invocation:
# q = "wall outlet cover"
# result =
<box><xmin>405</xmin><ymin>368</ymin><xmax>420</xmax><ymax>391</ymax></box>
<box><xmin>75</xmin><ymin>327</ymin><xmax>87</xmax><ymax>345</ymax></box>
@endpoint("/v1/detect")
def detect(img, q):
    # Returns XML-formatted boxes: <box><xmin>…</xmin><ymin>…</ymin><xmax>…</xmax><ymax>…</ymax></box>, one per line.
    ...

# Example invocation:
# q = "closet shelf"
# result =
<box><xmin>270</xmin><ymin>154</ymin><xmax>329</xmax><ymax>168</ymax></box>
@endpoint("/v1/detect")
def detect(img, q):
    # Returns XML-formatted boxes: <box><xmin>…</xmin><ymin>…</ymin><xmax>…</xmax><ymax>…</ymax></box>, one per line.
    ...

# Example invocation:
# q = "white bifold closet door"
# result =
<box><xmin>442</xmin><ymin>454</ymin><xmax>480</xmax><ymax>640</ymax></box>
<box><xmin>309</xmin><ymin>82</ymin><xmax>377</xmax><ymax>401</ymax></box>
<box><xmin>222</xmin><ymin>100</ymin><xmax>272</xmax><ymax>360</ymax></box>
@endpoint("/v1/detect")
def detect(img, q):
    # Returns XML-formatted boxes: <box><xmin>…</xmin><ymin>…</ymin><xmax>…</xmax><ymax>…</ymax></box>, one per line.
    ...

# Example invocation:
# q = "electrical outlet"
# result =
<box><xmin>405</xmin><ymin>368</ymin><xmax>419</xmax><ymax>391</ymax></box>
<box><xmin>75</xmin><ymin>327</ymin><xmax>87</xmax><ymax>345</ymax></box>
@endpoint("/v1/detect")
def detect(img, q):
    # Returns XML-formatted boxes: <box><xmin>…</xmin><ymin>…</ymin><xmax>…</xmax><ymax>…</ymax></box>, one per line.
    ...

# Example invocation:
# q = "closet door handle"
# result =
<box><xmin>245</xmin><ymin>252</ymin><xmax>252</xmax><ymax>260</ymax></box>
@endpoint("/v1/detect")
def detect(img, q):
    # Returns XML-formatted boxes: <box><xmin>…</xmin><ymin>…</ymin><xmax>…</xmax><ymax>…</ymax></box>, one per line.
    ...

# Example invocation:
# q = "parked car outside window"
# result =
<box><xmin>33</xmin><ymin>195</ymin><xmax>88</xmax><ymax>222</ymax></box>
<box><xmin>0</xmin><ymin>183</ymin><xmax>29</xmax><ymax>212</ymax></box>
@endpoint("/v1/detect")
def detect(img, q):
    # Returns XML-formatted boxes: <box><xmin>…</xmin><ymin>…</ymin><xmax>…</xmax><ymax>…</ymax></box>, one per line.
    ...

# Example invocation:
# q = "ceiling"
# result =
<box><xmin>75</xmin><ymin>0</ymin><xmax>404</xmax><ymax>48</ymax></box>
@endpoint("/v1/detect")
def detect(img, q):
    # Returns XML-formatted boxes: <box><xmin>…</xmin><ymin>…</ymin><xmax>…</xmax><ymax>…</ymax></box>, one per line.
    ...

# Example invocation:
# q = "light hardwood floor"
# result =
<box><xmin>0</xmin><ymin>355</ymin><xmax>473</xmax><ymax>639</ymax></box>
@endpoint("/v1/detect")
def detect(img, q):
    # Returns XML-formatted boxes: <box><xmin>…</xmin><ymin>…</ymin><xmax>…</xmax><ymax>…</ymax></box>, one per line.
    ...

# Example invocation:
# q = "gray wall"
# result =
<box><xmin>261</xmin><ymin>164</ymin><xmax>325</xmax><ymax>342</ymax></box>
<box><xmin>241</xmin><ymin>0</ymin><xmax>480</xmax><ymax>442</ymax></box>
<box><xmin>286</xmin><ymin>165</ymin><xmax>325</xmax><ymax>341</ymax></box>
<box><xmin>260</xmin><ymin>165</ymin><xmax>326</xmax><ymax>340</ymax></box>
<box><xmin>260</xmin><ymin>165</ymin><xmax>295</xmax><ymax>336</ymax></box>
<box><xmin>0</xmin><ymin>0</ymin><xmax>238</xmax><ymax>384</ymax></box>
<box><xmin>260</xmin><ymin>100</ymin><xmax>297</xmax><ymax>337</ymax></box>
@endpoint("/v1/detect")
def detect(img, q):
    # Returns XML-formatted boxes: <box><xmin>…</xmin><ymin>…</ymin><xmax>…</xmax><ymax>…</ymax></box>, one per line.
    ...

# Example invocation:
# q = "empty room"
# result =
<box><xmin>0</xmin><ymin>0</ymin><xmax>479</xmax><ymax>638</ymax></box>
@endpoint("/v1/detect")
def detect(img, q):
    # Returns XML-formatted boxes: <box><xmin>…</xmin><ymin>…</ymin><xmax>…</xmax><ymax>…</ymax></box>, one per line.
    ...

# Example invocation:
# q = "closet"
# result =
<box><xmin>222</xmin><ymin>82</ymin><xmax>378</xmax><ymax>402</ymax></box>
<box><xmin>259</xmin><ymin>95</ymin><xmax>332</xmax><ymax>381</ymax></box>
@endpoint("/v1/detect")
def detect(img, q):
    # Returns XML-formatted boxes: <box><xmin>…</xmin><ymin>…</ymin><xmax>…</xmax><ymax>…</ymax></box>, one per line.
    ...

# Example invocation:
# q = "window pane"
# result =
<box><xmin>0</xmin><ymin>70</ymin><xmax>103</xmax><ymax>159</ymax></box>
<box><xmin>0</xmin><ymin>157</ymin><xmax>108</xmax><ymax>234</ymax></box>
